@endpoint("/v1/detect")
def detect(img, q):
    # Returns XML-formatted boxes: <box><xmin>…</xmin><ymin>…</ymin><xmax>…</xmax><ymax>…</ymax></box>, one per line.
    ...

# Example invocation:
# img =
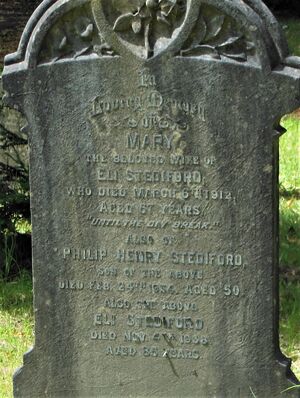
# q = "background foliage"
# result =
<box><xmin>0</xmin><ymin>103</ymin><xmax>30</xmax><ymax>280</ymax></box>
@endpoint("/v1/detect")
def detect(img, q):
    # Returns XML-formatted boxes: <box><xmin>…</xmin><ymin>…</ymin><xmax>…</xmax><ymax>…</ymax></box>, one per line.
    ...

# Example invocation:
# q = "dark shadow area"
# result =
<box><xmin>265</xmin><ymin>0</ymin><xmax>300</xmax><ymax>17</ymax></box>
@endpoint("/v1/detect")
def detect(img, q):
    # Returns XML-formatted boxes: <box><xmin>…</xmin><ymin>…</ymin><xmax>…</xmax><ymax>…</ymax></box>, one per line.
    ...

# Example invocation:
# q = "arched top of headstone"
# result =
<box><xmin>4</xmin><ymin>0</ymin><xmax>299</xmax><ymax>71</ymax></box>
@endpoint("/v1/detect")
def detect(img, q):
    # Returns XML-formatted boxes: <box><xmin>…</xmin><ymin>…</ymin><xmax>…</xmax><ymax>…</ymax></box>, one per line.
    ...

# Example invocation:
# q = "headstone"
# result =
<box><xmin>3</xmin><ymin>0</ymin><xmax>300</xmax><ymax>397</ymax></box>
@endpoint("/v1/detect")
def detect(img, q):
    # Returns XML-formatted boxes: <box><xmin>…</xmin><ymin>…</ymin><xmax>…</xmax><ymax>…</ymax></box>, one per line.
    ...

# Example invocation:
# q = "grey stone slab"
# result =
<box><xmin>3</xmin><ymin>0</ymin><xmax>300</xmax><ymax>397</ymax></box>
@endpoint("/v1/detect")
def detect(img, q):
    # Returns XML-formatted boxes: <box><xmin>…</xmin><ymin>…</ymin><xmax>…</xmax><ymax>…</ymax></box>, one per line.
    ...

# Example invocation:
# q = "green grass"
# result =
<box><xmin>281</xmin><ymin>19</ymin><xmax>300</xmax><ymax>56</ymax></box>
<box><xmin>280</xmin><ymin>197</ymin><xmax>300</xmax><ymax>268</ymax></box>
<box><xmin>280</xmin><ymin>116</ymin><xmax>300</xmax><ymax>194</ymax></box>
<box><xmin>0</xmin><ymin>273</ymin><xmax>34</xmax><ymax>398</ymax></box>
<box><xmin>279</xmin><ymin>113</ymin><xmax>300</xmax><ymax>382</ymax></box>
<box><xmin>279</xmin><ymin>116</ymin><xmax>300</xmax><ymax>269</ymax></box>
<box><xmin>279</xmin><ymin>114</ymin><xmax>300</xmax><ymax>382</ymax></box>
<box><xmin>280</xmin><ymin>281</ymin><xmax>300</xmax><ymax>380</ymax></box>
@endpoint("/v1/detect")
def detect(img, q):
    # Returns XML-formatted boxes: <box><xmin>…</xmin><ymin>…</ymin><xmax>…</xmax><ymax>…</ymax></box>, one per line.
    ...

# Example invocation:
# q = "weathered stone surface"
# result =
<box><xmin>3</xmin><ymin>0</ymin><xmax>300</xmax><ymax>397</ymax></box>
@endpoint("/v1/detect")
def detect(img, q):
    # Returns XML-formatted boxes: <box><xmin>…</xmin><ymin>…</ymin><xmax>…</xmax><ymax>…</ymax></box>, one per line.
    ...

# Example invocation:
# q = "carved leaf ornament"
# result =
<box><xmin>112</xmin><ymin>0</ymin><xmax>186</xmax><ymax>58</ymax></box>
<box><xmin>38</xmin><ymin>7</ymin><xmax>114</xmax><ymax>64</ymax></box>
<box><xmin>180</xmin><ymin>8</ymin><xmax>255</xmax><ymax>62</ymax></box>
<box><xmin>38</xmin><ymin>2</ymin><xmax>255</xmax><ymax>64</ymax></box>
<box><xmin>111</xmin><ymin>1</ymin><xmax>255</xmax><ymax>62</ymax></box>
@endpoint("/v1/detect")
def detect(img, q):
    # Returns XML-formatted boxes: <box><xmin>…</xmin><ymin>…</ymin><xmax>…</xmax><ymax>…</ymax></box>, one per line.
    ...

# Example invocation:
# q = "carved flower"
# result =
<box><xmin>113</xmin><ymin>0</ymin><xmax>185</xmax><ymax>58</ymax></box>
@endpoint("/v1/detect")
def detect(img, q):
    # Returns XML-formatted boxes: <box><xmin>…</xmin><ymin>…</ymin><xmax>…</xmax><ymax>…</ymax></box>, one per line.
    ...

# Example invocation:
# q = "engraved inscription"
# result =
<box><xmin>90</xmin><ymin>92</ymin><xmax>206</xmax><ymax>121</ymax></box>
<box><xmin>57</xmin><ymin>68</ymin><xmax>244</xmax><ymax>362</ymax></box>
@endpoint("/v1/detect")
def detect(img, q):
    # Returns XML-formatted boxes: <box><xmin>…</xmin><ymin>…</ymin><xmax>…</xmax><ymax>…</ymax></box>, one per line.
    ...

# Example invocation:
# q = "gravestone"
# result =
<box><xmin>3</xmin><ymin>0</ymin><xmax>300</xmax><ymax>397</ymax></box>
